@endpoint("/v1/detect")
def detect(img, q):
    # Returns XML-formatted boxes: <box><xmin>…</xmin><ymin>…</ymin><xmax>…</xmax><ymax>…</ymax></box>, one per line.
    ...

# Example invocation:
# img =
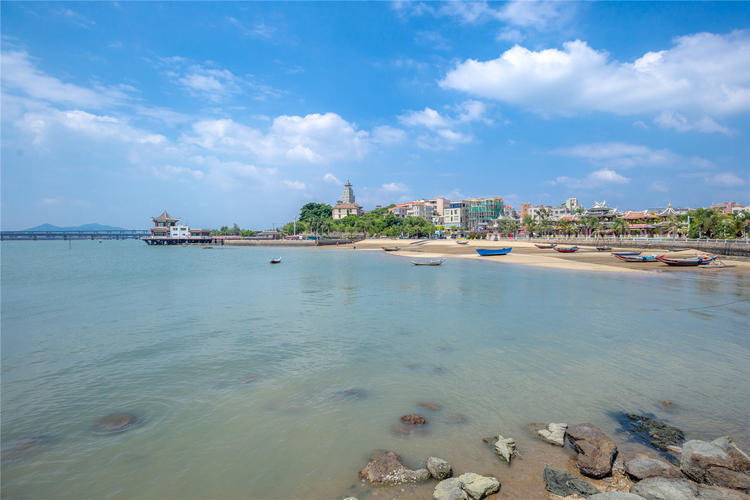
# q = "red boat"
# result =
<box><xmin>554</xmin><ymin>246</ymin><xmax>579</xmax><ymax>253</ymax></box>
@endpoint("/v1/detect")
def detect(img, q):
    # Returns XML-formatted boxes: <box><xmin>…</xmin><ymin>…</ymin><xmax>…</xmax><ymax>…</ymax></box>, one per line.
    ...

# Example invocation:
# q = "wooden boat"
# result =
<box><xmin>456</xmin><ymin>239</ymin><xmax>469</xmax><ymax>245</ymax></box>
<box><xmin>612</xmin><ymin>251</ymin><xmax>641</xmax><ymax>257</ymax></box>
<box><xmin>614</xmin><ymin>254</ymin><xmax>658</xmax><ymax>262</ymax></box>
<box><xmin>534</xmin><ymin>243</ymin><xmax>557</xmax><ymax>249</ymax></box>
<box><xmin>554</xmin><ymin>246</ymin><xmax>579</xmax><ymax>253</ymax></box>
<box><xmin>411</xmin><ymin>258</ymin><xmax>446</xmax><ymax>266</ymax></box>
<box><xmin>596</xmin><ymin>246</ymin><xmax>612</xmax><ymax>251</ymax></box>
<box><xmin>269</xmin><ymin>258</ymin><xmax>282</xmax><ymax>264</ymax></box>
<box><xmin>656</xmin><ymin>255</ymin><xmax>704</xmax><ymax>266</ymax></box>
<box><xmin>382</xmin><ymin>247</ymin><xmax>400</xmax><ymax>252</ymax></box>
<box><xmin>476</xmin><ymin>248</ymin><xmax>512</xmax><ymax>256</ymax></box>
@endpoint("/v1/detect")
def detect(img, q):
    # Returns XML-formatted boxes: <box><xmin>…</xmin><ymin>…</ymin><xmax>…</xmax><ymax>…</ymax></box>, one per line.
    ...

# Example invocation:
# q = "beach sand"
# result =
<box><xmin>346</xmin><ymin>238</ymin><xmax>750</xmax><ymax>275</ymax></box>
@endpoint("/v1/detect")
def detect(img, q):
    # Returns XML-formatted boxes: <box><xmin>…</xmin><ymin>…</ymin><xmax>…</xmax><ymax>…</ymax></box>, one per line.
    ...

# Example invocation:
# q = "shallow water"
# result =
<box><xmin>2</xmin><ymin>241</ymin><xmax>749</xmax><ymax>499</ymax></box>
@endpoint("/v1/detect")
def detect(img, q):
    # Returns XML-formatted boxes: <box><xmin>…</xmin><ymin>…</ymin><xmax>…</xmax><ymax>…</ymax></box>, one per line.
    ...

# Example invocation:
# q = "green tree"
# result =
<box><xmin>497</xmin><ymin>218</ymin><xmax>519</xmax><ymax>235</ymax></box>
<box><xmin>612</xmin><ymin>218</ymin><xmax>629</xmax><ymax>238</ymax></box>
<box><xmin>687</xmin><ymin>208</ymin><xmax>721</xmax><ymax>238</ymax></box>
<box><xmin>522</xmin><ymin>215</ymin><xmax>536</xmax><ymax>237</ymax></box>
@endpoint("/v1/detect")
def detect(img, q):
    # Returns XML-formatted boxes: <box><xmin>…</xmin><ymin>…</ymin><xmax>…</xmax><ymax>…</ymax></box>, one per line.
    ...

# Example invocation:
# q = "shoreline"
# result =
<box><xmin>342</xmin><ymin>238</ymin><xmax>750</xmax><ymax>275</ymax></box>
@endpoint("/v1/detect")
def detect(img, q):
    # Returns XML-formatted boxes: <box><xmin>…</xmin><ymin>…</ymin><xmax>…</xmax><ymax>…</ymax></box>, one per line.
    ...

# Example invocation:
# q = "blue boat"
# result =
<box><xmin>476</xmin><ymin>248</ymin><xmax>512</xmax><ymax>256</ymax></box>
<box><xmin>612</xmin><ymin>251</ymin><xmax>641</xmax><ymax>256</ymax></box>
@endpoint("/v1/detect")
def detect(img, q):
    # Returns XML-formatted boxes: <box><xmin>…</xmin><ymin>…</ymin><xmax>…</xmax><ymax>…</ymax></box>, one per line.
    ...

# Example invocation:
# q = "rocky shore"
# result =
<box><xmin>346</xmin><ymin>412</ymin><xmax>750</xmax><ymax>499</ymax></box>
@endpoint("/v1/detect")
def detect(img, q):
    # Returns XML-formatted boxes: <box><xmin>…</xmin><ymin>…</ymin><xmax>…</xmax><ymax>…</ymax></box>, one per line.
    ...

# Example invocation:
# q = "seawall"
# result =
<box><xmin>530</xmin><ymin>238</ymin><xmax>750</xmax><ymax>257</ymax></box>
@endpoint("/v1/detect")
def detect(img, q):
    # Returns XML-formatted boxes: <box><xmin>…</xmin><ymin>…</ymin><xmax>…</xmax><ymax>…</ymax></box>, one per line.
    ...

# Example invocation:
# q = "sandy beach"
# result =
<box><xmin>347</xmin><ymin>238</ymin><xmax>750</xmax><ymax>275</ymax></box>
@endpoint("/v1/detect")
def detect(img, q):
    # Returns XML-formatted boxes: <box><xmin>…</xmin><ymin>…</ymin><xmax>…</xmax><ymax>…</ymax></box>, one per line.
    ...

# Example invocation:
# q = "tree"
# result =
<box><xmin>522</xmin><ymin>215</ymin><xmax>536</xmax><ymax>237</ymax></box>
<box><xmin>497</xmin><ymin>218</ymin><xmax>518</xmax><ymax>236</ymax></box>
<box><xmin>687</xmin><ymin>208</ymin><xmax>721</xmax><ymax>238</ymax></box>
<box><xmin>612</xmin><ymin>218</ymin><xmax>629</xmax><ymax>238</ymax></box>
<box><xmin>730</xmin><ymin>212</ymin><xmax>749</xmax><ymax>239</ymax></box>
<box><xmin>299</xmin><ymin>202</ymin><xmax>333</xmax><ymax>223</ymax></box>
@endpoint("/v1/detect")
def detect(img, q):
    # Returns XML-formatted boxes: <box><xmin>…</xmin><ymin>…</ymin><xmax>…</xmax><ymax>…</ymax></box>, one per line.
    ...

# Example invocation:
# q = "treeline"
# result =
<box><xmin>210</xmin><ymin>224</ymin><xmax>257</xmax><ymax>237</ymax></box>
<box><xmin>281</xmin><ymin>203</ymin><xmax>437</xmax><ymax>237</ymax></box>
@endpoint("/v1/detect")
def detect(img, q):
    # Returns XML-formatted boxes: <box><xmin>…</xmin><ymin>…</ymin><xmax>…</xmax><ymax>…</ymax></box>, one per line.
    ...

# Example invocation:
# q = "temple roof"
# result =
<box><xmin>333</xmin><ymin>202</ymin><xmax>362</xmax><ymax>209</ymax></box>
<box><xmin>153</xmin><ymin>211</ymin><xmax>179</xmax><ymax>223</ymax></box>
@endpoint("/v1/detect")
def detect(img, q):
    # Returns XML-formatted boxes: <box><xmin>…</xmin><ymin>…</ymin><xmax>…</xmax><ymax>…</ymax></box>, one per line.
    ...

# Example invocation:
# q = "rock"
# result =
<box><xmin>630</xmin><ymin>476</ymin><xmax>750</xmax><ymax>499</ymax></box>
<box><xmin>1</xmin><ymin>435</ymin><xmax>54</xmax><ymax>461</ymax></box>
<box><xmin>433</xmin><ymin>478</ymin><xmax>468</xmax><ymax>500</ymax></box>
<box><xmin>681</xmin><ymin>439</ymin><xmax>750</xmax><ymax>491</ymax></box>
<box><xmin>543</xmin><ymin>465</ymin><xmax>600</xmax><ymax>497</ymax></box>
<box><xmin>494</xmin><ymin>435</ymin><xmax>517</xmax><ymax>463</ymax></box>
<box><xmin>93</xmin><ymin>412</ymin><xmax>140</xmax><ymax>433</ymax></box>
<box><xmin>538</xmin><ymin>422</ymin><xmax>568</xmax><ymax>446</ymax></box>
<box><xmin>401</xmin><ymin>414</ymin><xmax>426</xmax><ymax>425</ymax></box>
<box><xmin>625</xmin><ymin>457</ymin><xmax>683</xmax><ymax>480</ymax></box>
<box><xmin>625</xmin><ymin>414</ymin><xmax>685</xmax><ymax>451</ymax></box>
<box><xmin>358</xmin><ymin>451</ymin><xmax>431</xmax><ymax>485</ymax></box>
<box><xmin>426</xmin><ymin>457</ymin><xmax>452</xmax><ymax>480</ymax></box>
<box><xmin>419</xmin><ymin>402</ymin><xmax>442</xmax><ymax>410</ymax></box>
<box><xmin>567</xmin><ymin>423</ymin><xmax>619</xmax><ymax>478</ymax></box>
<box><xmin>589</xmin><ymin>494</ymin><xmax>646</xmax><ymax>500</ymax></box>
<box><xmin>457</xmin><ymin>473</ymin><xmax>500</xmax><ymax>500</ymax></box>
<box><xmin>243</xmin><ymin>376</ymin><xmax>257</xmax><ymax>384</ymax></box>
<box><xmin>390</xmin><ymin>423</ymin><xmax>429</xmax><ymax>437</ymax></box>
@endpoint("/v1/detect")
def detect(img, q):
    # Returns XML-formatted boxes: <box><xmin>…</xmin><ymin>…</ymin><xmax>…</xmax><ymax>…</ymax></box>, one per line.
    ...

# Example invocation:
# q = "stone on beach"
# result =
<box><xmin>433</xmin><ymin>478</ymin><xmax>468</xmax><ymax>500</ymax></box>
<box><xmin>589</xmin><ymin>493</ymin><xmax>646</xmax><ymax>500</ymax></box>
<box><xmin>543</xmin><ymin>465</ymin><xmax>600</xmax><ymax>497</ymax></box>
<box><xmin>680</xmin><ymin>438</ymin><xmax>750</xmax><ymax>492</ymax></box>
<box><xmin>400</xmin><ymin>414</ymin><xmax>426</xmax><ymax>425</ymax></box>
<box><xmin>566</xmin><ymin>423</ymin><xmax>619</xmax><ymax>479</ymax></box>
<box><xmin>537</xmin><ymin>422</ymin><xmax>567</xmax><ymax>446</ymax></box>
<box><xmin>624</xmin><ymin>457</ymin><xmax>683</xmax><ymax>480</ymax></box>
<box><xmin>358</xmin><ymin>451</ymin><xmax>430</xmax><ymax>485</ymax></box>
<box><xmin>630</xmin><ymin>477</ymin><xmax>750</xmax><ymax>500</ymax></box>
<box><xmin>625</xmin><ymin>414</ymin><xmax>685</xmax><ymax>451</ymax></box>
<box><xmin>493</xmin><ymin>434</ymin><xmax>517</xmax><ymax>463</ymax></box>
<box><xmin>426</xmin><ymin>456</ymin><xmax>452</xmax><ymax>480</ymax></box>
<box><xmin>457</xmin><ymin>473</ymin><xmax>500</xmax><ymax>499</ymax></box>
<box><xmin>94</xmin><ymin>412</ymin><xmax>140</xmax><ymax>433</ymax></box>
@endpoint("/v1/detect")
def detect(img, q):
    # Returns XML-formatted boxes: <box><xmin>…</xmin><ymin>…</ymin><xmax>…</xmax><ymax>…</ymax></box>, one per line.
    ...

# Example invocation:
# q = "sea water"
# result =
<box><xmin>2</xmin><ymin>241</ymin><xmax>749</xmax><ymax>499</ymax></box>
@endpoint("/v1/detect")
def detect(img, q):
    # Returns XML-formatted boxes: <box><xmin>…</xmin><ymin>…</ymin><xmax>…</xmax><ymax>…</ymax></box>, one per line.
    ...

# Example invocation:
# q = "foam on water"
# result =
<box><xmin>1</xmin><ymin>241</ymin><xmax>749</xmax><ymax>499</ymax></box>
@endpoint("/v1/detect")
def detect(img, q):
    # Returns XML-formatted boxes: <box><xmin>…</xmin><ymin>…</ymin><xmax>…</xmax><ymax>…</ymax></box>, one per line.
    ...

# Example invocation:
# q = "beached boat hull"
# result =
<box><xmin>596</xmin><ymin>246</ymin><xmax>612</xmax><ymax>251</ymax></box>
<box><xmin>614</xmin><ymin>254</ymin><xmax>658</xmax><ymax>262</ymax></box>
<box><xmin>612</xmin><ymin>251</ymin><xmax>641</xmax><ymax>257</ymax></box>
<box><xmin>456</xmin><ymin>240</ymin><xmax>469</xmax><ymax>245</ymax></box>
<box><xmin>476</xmin><ymin>248</ymin><xmax>512</xmax><ymax>256</ymax></box>
<box><xmin>554</xmin><ymin>246</ymin><xmax>579</xmax><ymax>253</ymax></box>
<box><xmin>656</xmin><ymin>256</ymin><xmax>702</xmax><ymax>266</ymax></box>
<box><xmin>382</xmin><ymin>247</ymin><xmax>400</xmax><ymax>252</ymax></box>
<box><xmin>534</xmin><ymin>243</ymin><xmax>556</xmax><ymax>249</ymax></box>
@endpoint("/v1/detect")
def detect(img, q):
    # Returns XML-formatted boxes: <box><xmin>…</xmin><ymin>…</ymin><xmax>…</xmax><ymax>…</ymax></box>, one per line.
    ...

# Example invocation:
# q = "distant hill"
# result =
<box><xmin>24</xmin><ymin>223</ymin><xmax>126</xmax><ymax>231</ymax></box>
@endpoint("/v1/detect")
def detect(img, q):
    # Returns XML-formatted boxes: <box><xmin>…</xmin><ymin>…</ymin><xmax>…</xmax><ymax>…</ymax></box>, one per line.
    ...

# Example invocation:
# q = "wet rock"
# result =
<box><xmin>630</xmin><ymin>476</ymin><xmax>750</xmax><ymax>499</ymax></box>
<box><xmin>538</xmin><ymin>422</ymin><xmax>567</xmax><ymax>446</ymax></box>
<box><xmin>426</xmin><ymin>456</ymin><xmax>452</xmax><ymax>480</ymax></box>
<box><xmin>243</xmin><ymin>376</ymin><xmax>258</xmax><ymax>384</ymax></box>
<box><xmin>543</xmin><ymin>465</ymin><xmax>600</xmax><ymax>497</ymax></box>
<box><xmin>331</xmin><ymin>389</ymin><xmax>368</xmax><ymax>400</ymax></box>
<box><xmin>567</xmin><ymin>423</ymin><xmax>618</xmax><ymax>479</ymax></box>
<box><xmin>657</xmin><ymin>400</ymin><xmax>673</xmax><ymax>409</ymax></box>
<box><xmin>713</xmin><ymin>437</ymin><xmax>750</xmax><ymax>472</ymax></box>
<box><xmin>401</xmin><ymin>414</ymin><xmax>426</xmax><ymax>425</ymax></box>
<box><xmin>494</xmin><ymin>435</ymin><xmax>517</xmax><ymax>463</ymax></box>
<box><xmin>94</xmin><ymin>412</ymin><xmax>140</xmax><ymax>434</ymax></box>
<box><xmin>457</xmin><ymin>473</ymin><xmax>500</xmax><ymax>500</ymax></box>
<box><xmin>681</xmin><ymin>438</ymin><xmax>750</xmax><ymax>492</ymax></box>
<box><xmin>1</xmin><ymin>435</ymin><xmax>54</xmax><ymax>462</ymax></box>
<box><xmin>419</xmin><ymin>402</ymin><xmax>442</xmax><ymax>410</ymax></box>
<box><xmin>625</xmin><ymin>457</ymin><xmax>683</xmax><ymax>480</ymax></box>
<box><xmin>589</xmin><ymin>494</ymin><xmax>645</xmax><ymax>500</ymax></box>
<box><xmin>433</xmin><ymin>478</ymin><xmax>468</xmax><ymax>500</ymax></box>
<box><xmin>625</xmin><ymin>414</ymin><xmax>685</xmax><ymax>451</ymax></box>
<box><xmin>443</xmin><ymin>414</ymin><xmax>468</xmax><ymax>425</ymax></box>
<box><xmin>390</xmin><ymin>423</ymin><xmax>428</xmax><ymax>438</ymax></box>
<box><xmin>358</xmin><ymin>451</ymin><xmax>431</xmax><ymax>485</ymax></box>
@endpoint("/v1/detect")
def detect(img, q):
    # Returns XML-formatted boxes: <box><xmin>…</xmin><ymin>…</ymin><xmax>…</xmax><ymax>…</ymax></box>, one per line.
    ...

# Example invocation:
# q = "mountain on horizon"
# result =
<box><xmin>24</xmin><ymin>223</ymin><xmax>126</xmax><ymax>231</ymax></box>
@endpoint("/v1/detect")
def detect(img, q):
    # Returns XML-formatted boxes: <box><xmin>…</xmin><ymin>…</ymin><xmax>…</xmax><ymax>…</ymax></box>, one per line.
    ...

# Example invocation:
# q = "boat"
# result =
<box><xmin>534</xmin><ymin>243</ymin><xmax>557</xmax><ymax>249</ymax></box>
<box><xmin>476</xmin><ymin>248</ymin><xmax>512</xmax><ymax>256</ymax></box>
<box><xmin>411</xmin><ymin>258</ymin><xmax>446</xmax><ymax>266</ymax></box>
<box><xmin>456</xmin><ymin>239</ymin><xmax>469</xmax><ymax>245</ymax></box>
<box><xmin>614</xmin><ymin>254</ymin><xmax>658</xmax><ymax>262</ymax></box>
<box><xmin>270</xmin><ymin>258</ymin><xmax>282</xmax><ymax>264</ymax></box>
<box><xmin>382</xmin><ymin>247</ymin><xmax>400</xmax><ymax>252</ymax></box>
<box><xmin>596</xmin><ymin>246</ymin><xmax>612</xmax><ymax>251</ymax></box>
<box><xmin>655</xmin><ymin>255</ymin><xmax>705</xmax><ymax>266</ymax></box>
<box><xmin>554</xmin><ymin>246</ymin><xmax>579</xmax><ymax>253</ymax></box>
<box><xmin>612</xmin><ymin>251</ymin><xmax>641</xmax><ymax>257</ymax></box>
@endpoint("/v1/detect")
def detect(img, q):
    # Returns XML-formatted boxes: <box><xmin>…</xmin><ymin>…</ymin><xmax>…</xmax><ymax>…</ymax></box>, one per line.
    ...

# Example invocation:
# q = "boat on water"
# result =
<box><xmin>534</xmin><ymin>243</ymin><xmax>557</xmax><ymax>249</ymax></box>
<box><xmin>411</xmin><ymin>258</ymin><xmax>446</xmax><ymax>266</ymax></box>
<box><xmin>614</xmin><ymin>254</ymin><xmax>658</xmax><ymax>262</ymax></box>
<box><xmin>476</xmin><ymin>248</ymin><xmax>512</xmax><ymax>256</ymax></box>
<box><xmin>382</xmin><ymin>247</ymin><xmax>400</xmax><ymax>252</ymax></box>
<box><xmin>655</xmin><ymin>255</ymin><xmax>717</xmax><ymax>266</ymax></box>
<box><xmin>554</xmin><ymin>246</ymin><xmax>579</xmax><ymax>253</ymax></box>
<box><xmin>270</xmin><ymin>258</ymin><xmax>282</xmax><ymax>264</ymax></box>
<box><xmin>612</xmin><ymin>251</ymin><xmax>641</xmax><ymax>257</ymax></box>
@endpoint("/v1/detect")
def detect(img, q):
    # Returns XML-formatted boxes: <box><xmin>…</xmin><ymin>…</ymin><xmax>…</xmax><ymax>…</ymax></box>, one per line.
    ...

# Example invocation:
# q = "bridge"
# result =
<box><xmin>1</xmin><ymin>230</ymin><xmax>150</xmax><ymax>241</ymax></box>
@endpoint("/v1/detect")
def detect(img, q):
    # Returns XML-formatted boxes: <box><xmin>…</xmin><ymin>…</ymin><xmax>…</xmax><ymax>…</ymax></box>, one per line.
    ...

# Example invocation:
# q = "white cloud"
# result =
<box><xmin>496</xmin><ymin>28</ymin><xmax>524</xmax><ymax>43</ymax></box>
<box><xmin>399</xmin><ymin>100</ymin><xmax>488</xmax><ymax>149</ymax></box>
<box><xmin>552</xmin><ymin>168</ymin><xmax>630</xmax><ymax>189</ymax></box>
<box><xmin>649</xmin><ymin>180</ymin><xmax>669</xmax><ymax>192</ymax></box>
<box><xmin>226</xmin><ymin>17</ymin><xmax>276</xmax><ymax>39</ymax></box>
<box><xmin>1</xmin><ymin>50</ymin><xmax>131</xmax><ymax>108</ymax></box>
<box><xmin>381</xmin><ymin>182</ymin><xmax>409</xmax><ymax>193</ymax></box>
<box><xmin>414</xmin><ymin>30</ymin><xmax>451</xmax><ymax>50</ymax></box>
<box><xmin>441</xmin><ymin>31</ymin><xmax>750</xmax><ymax>118</ymax></box>
<box><xmin>709</xmin><ymin>172</ymin><xmax>746</xmax><ymax>187</ymax></box>
<box><xmin>400</xmin><ymin>107</ymin><xmax>450</xmax><ymax>129</ymax></box>
<box><xmin>372</xmin><ymin>125</ymin><xmax>406</xmax><ymax>144</ymax></box>
<box><xmin>553</xmin><ymin>142</ymin><xmax>679</xmax><ymax>168</ymax></box>
<box><xmin>153</xmin><ymin>165</ymin><xmax>205</xmax><ymax>181</ymax></box>
<box><xmin>323</xmin><ymin>173</ymin><xmax>341</xmax><ymax>184</ymax></box>
<box><xmin>654</xmin><ymin>111</ymin><xmax>734</xmax><ymax>135</ymax></box>
<box><xmin>283</xmin><ymin>180</ymin><xmax>306</xmax><ymax>190</ymax></box>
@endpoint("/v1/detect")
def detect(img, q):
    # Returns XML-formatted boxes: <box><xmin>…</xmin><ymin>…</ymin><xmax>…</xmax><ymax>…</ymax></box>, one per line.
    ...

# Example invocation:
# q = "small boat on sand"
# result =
<box><xmin>534</xmin><ymin>243</ymin><xmax>557</xmax><ymax>249</ymax></box>
<box><xmin>382</xmin><ymin>247</ymin><xmax>400</xmax><ymax>252</ymax></box>
<box><xmin>612</xmin><ymin>251</ymin><xmax>641</xmax><ymax>257</ymax></box>
<box><xmin>554</xmin><ymin>246</ymin><xmax>579</xmax><ymax>253</ymax></box>
<box><xmin>655</xmin><ymin>255</ymin><xmax>713</xmax><ymax>266</ymax></box>
<box><xmin>476</xmin><ymin>248</ymin><xmax>512</xmax><ymax>256</ymax></box>
<box><xmin>456</xmin><ymin>239</ymin><xmax>469</xmax><ymax>245</ymax></box>
<box><xmin>270</xmin><ymin>258</ymin><xmax>281</xmax><ymax>264</ymax></box>
<box><xmin>596</xmin><ymin>246</ymin><xmax>612</xmax><ymax>251</ymax></box>
<box><xmin>411</xmin><ymin>258</ymin><xmax>446</xmax><ymax>266</ymax></box>
<box><xmin>614</xmin><ymin>254</ymin><xmax>658</xmax><ymax>262</ymax></box>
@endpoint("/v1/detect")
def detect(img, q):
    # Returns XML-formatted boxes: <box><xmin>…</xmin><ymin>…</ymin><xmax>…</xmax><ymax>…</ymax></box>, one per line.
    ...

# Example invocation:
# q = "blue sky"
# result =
<box><xmin>1</xmin><ymin>1</ymin><xmax>749</xmax><ymax>229</ymax></box>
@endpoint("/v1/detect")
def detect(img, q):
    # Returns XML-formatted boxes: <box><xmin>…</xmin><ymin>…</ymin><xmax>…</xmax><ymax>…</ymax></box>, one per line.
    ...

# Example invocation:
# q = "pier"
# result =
<box><xmin>1</xmin><ymin>230</ymin><xmax>149</xmax><ymax>241</ymax></box>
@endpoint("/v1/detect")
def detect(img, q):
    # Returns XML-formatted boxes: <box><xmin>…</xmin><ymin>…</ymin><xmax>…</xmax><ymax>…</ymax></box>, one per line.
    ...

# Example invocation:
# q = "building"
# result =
<box><xmin>444</xmin><ymin>201</ymin><xmax>468</xmax><ymax>229</ymax></box>
<box><xmin>467</xmin><ymin>197</ymin><xmax>504</xmax><ymax>231</ymax></box>
<box><xmin>520</xmin><ymin>203</ymin><xmax>532</xmax><ymax>219</ymax></box>
<box><xmin>145</xmin><ymin>211</ymin><xmax>211</xmax><ymax>245</ymax></box>
<box><xmin>332</xmin><ymin>180</ymin><xmax>364</xmax><ymax>220</ymax></box>
<box><xmin>551</xmin><ymin>198</ymin><xmax>581</xmax><ymax>220</ymax></box>
<box><xmin>529</xmin><ymin>205</ymin><xmax>553</xmax><ymax>221</ymax></box>
<box><xmin>425</xmin><ymin>197</ymin><xmax>450</xmax><ymax>217</ymax></box>
<box><xmin>711</xmin><ymin>201</ymin><xmax>746</xmax><ymax>215</ymax></box>
<box><xmin>388</xmin><ymin>201</ymin><xmax>434</xmax><ymax>221</ymax></box>
<box><xmin>504</xmin><ymin>205</ymin><xmax>520</xmax><ymax>220</ymax></box>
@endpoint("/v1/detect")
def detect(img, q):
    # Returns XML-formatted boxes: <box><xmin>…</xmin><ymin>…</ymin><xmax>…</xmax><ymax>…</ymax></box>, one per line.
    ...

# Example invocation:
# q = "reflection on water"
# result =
<box><xmin>1</xmin><ymin>241</ymin><xmax>749</xmax><ymax>499</ymax></box>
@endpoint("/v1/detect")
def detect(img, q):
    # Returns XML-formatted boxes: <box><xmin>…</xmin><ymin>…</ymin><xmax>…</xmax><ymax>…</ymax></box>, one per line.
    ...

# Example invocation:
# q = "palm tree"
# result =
<box><xmin>665</xmin><ymin>216</ymin><xmax>681</xmax><ymax>239</ymax></box>
<box><xmin>612</xmin><ymin>218</ymin><xmax>629</xmax><ymax>239</ymax></box>
<box><xmin>522</xmin><ymin>215</ymin><xmax>536</xmax><ymax>237</ymax></box>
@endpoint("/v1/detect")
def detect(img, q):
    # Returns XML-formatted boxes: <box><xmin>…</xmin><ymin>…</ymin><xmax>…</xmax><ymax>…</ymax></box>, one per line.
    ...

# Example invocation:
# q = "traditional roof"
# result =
<box><xmin>333</xmin><ymin>202</ymin><xmax>362</xmax><ymax>209</ymax></box>
<box><xmin>151</xmin><ymin>227</ymin><xmax>169</xmax><ymax>232</ymax></box>
<box><xmin>622</xmin><ymin>211</ymin><xmax>659</xmax><ymax>220</ymax></box>
<box><xmin>153</xmin><ymin>211</ymin><xmax>179</xmax><ymax>223</ymax></box>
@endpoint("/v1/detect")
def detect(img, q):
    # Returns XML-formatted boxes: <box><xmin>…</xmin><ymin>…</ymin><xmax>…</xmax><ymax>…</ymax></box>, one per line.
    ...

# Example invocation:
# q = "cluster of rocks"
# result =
<box><xmin>535</xmin><ymin>418</ymin><xmax>750</xmax><ymax>499</ymax></box>
<box><xmin>357</xmin><ymin>451</ymin><xmax>500</xmax><ymax>500</ymax></box>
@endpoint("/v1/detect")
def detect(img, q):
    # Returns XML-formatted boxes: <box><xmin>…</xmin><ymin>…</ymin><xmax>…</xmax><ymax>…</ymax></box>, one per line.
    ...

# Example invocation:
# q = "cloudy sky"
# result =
<box><xmin>1</xmin><ymin>1</ymin><xmax>748</xmax><ymax>229</ymax></box>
